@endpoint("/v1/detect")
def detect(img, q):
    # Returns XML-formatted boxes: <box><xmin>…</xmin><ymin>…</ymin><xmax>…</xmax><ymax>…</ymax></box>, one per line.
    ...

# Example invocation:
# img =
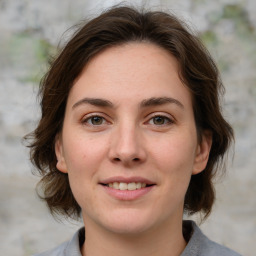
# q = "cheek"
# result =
<box><xmin>63</xmin><ymin>134</ymin><xmax>107</xmax><ymax>172</ymax></box>
<box><xmin>150</xmin><ymin>132</ymin><xmax>197</xmax><ymax>194</ymax></box>
<box><xmin>153</xmin><ymin>134</ymin><xmax>196</xmax><ymax>169</ymax></box>
<box><xmin>63</xmin><ymin>136</ymin><xmax>107</xmax><ymax>207</ymax></box>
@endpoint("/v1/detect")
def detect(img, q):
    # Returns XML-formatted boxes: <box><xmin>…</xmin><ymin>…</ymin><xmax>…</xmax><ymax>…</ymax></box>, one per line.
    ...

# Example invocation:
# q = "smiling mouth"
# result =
<box><xmin>100</xmin><ymin>182</ymin><xmax>154</xmax><ymax>191</ymax></box>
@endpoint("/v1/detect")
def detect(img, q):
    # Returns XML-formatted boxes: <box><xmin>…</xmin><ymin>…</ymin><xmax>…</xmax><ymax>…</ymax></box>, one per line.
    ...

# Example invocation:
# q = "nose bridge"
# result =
<box><xmin>109</xmin><ymin>117</ymin><xmax>146</xmax><ymax>164</ymax></box>
<box><xmin>118</xmin><ymin>122</ymin><xmax>138</xmax><ymax>153</ymax></box>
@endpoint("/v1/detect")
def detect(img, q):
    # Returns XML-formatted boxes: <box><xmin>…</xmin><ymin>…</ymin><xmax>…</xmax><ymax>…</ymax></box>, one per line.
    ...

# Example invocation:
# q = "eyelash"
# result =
<box><xmin>81</xmin><ymin>114</ymin><xmax>174</xmax><ymax>127</ymax></box>
<box><xmin>81</xmin><ymin>114</ymin><xmax>108</xmax><ymax>126</ymax></box>
<box><xmin>147</xmin><ymin>114</ymin><xmax>174</xmax><ymax>126</ymax></box>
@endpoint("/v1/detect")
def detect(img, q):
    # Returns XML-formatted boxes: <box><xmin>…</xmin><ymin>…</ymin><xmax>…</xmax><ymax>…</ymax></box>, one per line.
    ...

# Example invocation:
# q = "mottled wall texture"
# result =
<box><xmin>0</xmin><ymin>0</ymin><xmax>255</xmax><ymax>255</ymax></box>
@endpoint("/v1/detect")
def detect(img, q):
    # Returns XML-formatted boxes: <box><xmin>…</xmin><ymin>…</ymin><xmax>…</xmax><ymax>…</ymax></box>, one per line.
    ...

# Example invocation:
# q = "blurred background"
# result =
<box><xmin>0</xmin><ymin>0</ymin><xmax>255</xmax><ymax>255</ymax></box>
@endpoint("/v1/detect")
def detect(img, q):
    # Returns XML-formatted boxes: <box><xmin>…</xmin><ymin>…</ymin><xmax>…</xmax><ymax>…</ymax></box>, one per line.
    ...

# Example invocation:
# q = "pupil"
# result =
<box><xmin>154</xmin><ymin>116</ymin><xmax>164</xmax><ymax>125</ymax></box>
<box><xmin>92</xmin><ymin>116</ymin><xmax>102</xmax><ymax>125</ymax></box>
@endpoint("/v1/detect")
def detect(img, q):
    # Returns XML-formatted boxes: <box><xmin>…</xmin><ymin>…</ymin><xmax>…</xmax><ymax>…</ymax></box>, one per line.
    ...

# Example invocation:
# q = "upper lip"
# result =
<box><xmin>100</xmin><ymin>176</ymin><xmax>156</xmax><ymax>185</ymax></box>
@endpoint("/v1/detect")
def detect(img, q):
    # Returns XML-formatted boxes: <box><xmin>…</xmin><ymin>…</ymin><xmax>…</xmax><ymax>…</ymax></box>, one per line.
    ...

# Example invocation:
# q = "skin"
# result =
<box><xmin>55</xmin><ymin>42</ymin><xmax>212</xmax><ymax>256</ymax></box>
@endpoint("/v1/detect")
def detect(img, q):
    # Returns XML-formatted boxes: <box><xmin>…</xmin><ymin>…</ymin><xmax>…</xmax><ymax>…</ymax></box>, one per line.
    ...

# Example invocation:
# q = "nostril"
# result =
<box><xmin>133</xmin><ymin>158</ymin><xmax>140</xmax><ymax>161</ymax></box>
<box><xmin>114</xmin><ymin>158</ymin><xmax>121</xmax><ymax>162</ymax></box>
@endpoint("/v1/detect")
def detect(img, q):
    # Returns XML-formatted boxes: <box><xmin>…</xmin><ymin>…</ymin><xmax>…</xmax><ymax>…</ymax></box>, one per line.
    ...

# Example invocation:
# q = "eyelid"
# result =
<box><xmin>145</xmin><ymin>112</ymin><xmax>175</xmax><ymax>125</ymax></box>
<box><xmin>81</xmin><ymin>112</ymin><xmax>111</xmax><ymax>125</ymax></box>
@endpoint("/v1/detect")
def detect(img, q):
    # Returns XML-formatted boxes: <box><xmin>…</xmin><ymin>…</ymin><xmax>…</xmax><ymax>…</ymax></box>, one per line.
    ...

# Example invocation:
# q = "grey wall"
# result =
<box><xmin>0</xmin><ymin>0</ymin><xmax>255</xmax><ymax>255</ymax></box>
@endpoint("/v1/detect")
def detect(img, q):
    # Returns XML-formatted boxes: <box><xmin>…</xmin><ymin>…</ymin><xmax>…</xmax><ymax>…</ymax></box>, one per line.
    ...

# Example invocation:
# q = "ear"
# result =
<box><xmin>192</xmin><ymin>130</ymin><xmax>212</xmax><ymax>175</ymax></box>
<box><xmin>55</xmin><ymin>134</ymin><xmax>68</xmax><ymax>173</ymax></box>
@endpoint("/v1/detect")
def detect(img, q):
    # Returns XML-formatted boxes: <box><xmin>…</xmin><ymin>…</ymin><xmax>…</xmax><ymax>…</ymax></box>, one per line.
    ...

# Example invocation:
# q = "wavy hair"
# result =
<box><xmin>26</xmin><ymin>5</ymin><xmax>234</xmax><ymax>219</ymax></box>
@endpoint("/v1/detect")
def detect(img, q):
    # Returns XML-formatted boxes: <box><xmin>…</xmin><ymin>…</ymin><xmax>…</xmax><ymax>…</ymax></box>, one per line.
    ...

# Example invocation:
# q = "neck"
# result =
<box><xmin>81</xmin><ymin>218</ymin><xmax>186</xmax><ymax>256</ymax></box>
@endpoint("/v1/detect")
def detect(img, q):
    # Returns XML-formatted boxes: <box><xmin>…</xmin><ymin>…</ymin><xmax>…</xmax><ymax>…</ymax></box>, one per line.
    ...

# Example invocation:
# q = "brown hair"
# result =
<box><xmin>26</xmin><ymin>5</ymin><xmax>233</xmax><ymax>219</ymax></box>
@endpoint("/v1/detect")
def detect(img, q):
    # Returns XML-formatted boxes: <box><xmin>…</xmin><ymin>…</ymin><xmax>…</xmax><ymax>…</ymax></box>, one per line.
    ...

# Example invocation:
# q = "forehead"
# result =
<box><xmin>83</xmin><ymin>42</ymin><xmax>180</xmax><ymax>81</ymax></box>
<box><xmin>68</xmin><ymin>42</ymin><xmax>192</xmax><ymax>108</ymax></box>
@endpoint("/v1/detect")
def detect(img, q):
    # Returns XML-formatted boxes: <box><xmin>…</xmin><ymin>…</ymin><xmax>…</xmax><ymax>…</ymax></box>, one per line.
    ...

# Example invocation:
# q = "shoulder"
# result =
<box><xmin>181</xmin><ymin>220</ymin><xmax>242</xmax><ymax>256</ymax></box>
<box><xmin>33</xmin><ymin>227</ymin><xmax>85</xmax><ymax>256</ymax></box>
<box><xmin>33</xmin><ymin>241</ymin><xmax>69</xmax><ymax>256</ymax></box>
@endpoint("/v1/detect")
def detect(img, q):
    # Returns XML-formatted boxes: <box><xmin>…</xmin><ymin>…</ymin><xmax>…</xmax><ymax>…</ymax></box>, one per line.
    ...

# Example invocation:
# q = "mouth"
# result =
<box><xmin>99</xmin><ymin>177</ymin><xmax>156</xmax><ymax>200</ymax></box>
<box><xmin>100</xmin><ymin>182</ymin><xmax>154</xmax><ymax>191</ymax></box>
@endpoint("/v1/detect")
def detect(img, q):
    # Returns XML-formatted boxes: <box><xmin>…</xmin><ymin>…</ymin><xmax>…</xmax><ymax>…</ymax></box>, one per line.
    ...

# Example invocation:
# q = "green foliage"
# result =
<box><xmin>222</xmin><ymin>4</ymin><xmax>254</xmax><ymax>36</ymax></box>
<box><xmin>200</xmin><ymin>3</ymin><xmax>256</xmax><ymax>73</ymax></box>
<box><xmin>200</xmin><ymin>30</ymin><xmax>218</xmax><ymax>47</ymax></box>
<box><xmin>35</xmin><ymin>38</ymin><xmax>56</xmax><ymax>64</ymax></box>
<box><xmin>10</xmin><ymin>31</ymin><xmax>56</xmax><ymax>64</ymax></box>
<box><xmin>8</xmin><ymin>31</ymin><xmax>57</xmax><ymax>84</ymax></box>
<box><xmin>222</xmin><ymin>4</ymin><xmax>245</xmax><ymax>19</ymax></box>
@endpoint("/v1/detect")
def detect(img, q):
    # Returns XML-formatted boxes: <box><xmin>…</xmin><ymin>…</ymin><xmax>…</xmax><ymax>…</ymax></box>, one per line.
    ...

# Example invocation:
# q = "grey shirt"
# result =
<box><xmin>34</xmin><ymin>220</ymin><xmax>241</xmax><ymax>256</ymax></box>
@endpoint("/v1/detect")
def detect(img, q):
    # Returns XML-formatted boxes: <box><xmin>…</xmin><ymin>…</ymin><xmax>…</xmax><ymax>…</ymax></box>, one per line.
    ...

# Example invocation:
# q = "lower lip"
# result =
<box><xmin>101</xmin><ymin>185</ymin><xmax>155</xmax><ymax>201</ymax></box>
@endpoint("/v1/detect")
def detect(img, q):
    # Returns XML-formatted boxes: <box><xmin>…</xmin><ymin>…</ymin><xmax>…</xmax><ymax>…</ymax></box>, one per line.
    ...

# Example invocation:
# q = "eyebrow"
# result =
<box><xmin>140</xmin><ymin>97</ymin><xmax>184</xmax><ymax>109</ymax></box>
<box><xmin>72</xmin><ymin>98</ymin><xmax>114</xmax><ymax>109</ymax></box>
<box><xmin>72</xmin><ymin>96</ymin><xmax>184</xmax><ymax>110</ymax></box>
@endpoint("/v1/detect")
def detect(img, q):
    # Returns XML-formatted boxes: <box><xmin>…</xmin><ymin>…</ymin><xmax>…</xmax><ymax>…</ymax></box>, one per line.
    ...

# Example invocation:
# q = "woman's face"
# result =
<box><xmin>55</xmin><ymin>43</ymin><xmax>211</xmax><ymax>235</ymax></box>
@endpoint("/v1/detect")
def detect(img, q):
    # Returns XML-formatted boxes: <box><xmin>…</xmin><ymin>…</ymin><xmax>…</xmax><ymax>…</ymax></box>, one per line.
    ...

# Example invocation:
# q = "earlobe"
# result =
<box><xmin>55</xmin><ymin>134</ymin><xmax>68</xmax><ymax>173</ymax></box>
<box><xmin>192</xmin><ymin>130</ymin><xmax>212</xmax><ymax>175</ymax></box>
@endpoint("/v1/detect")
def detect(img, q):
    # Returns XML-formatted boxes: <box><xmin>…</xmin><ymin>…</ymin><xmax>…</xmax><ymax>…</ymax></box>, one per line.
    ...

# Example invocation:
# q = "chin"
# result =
<box><xmin>105</xmin><ymin>221</ymin><xmax>151</xmax><ymax>235</ymax></box>
<box><xmin>99</xmin><ymin>210</ymin><xmax>155</xmax><ymax>235</ymax></box>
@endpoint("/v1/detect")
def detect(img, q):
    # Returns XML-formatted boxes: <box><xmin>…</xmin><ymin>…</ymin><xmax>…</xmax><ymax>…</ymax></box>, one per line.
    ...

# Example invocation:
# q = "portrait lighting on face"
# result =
<box><xmin>26</xmin><ymin>5</ymin><xmax>239</xmax><ymax>256</ymax></box>
<box><xmin>54</xmin><ymin>42</ymin><xmax>211</xmax><ymax>254</ymax></box>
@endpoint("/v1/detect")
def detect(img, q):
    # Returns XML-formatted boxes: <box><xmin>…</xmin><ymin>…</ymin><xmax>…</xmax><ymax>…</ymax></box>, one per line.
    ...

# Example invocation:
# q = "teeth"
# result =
<box><xmin>113</xmin><ymin>182</ymin><xmax>119</xmax><ymax>189</ymax></box>
<box><xmin>136</xmin><ymin>182</ymin><xmax>142</xmax><ymax>189</ymax></box>
<box><xmin>119</xmin><ymin>182</ymin><xmax>128</xmax><ymax>190</ymax></box>
<box><xmin>127</xmin><ymin>182</ymin><xmax>136</xmax><ymax>190</ymax></box>
<box><xmin>107</xmin><ymin>182</ymin><xmax>147</xmax><ymax>190</ymax></box>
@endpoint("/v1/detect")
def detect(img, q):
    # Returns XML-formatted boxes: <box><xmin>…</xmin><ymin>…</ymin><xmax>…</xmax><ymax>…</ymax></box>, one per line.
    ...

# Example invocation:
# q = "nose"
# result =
<box><xmin>108</xmin><ymin>123</ymin><xmax>147</xmax><ymax>166</ymax></box>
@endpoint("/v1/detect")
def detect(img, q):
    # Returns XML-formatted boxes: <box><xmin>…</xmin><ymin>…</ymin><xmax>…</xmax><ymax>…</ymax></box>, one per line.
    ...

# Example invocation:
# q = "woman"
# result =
<box><xmin>28</xmin><ymin>5</ymin><xmax>241</xmax><ymax>256</ymax></box>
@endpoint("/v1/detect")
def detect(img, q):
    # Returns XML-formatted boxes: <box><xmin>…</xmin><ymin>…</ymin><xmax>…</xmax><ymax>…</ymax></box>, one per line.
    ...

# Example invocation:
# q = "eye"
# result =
<box><xmin>148</xmin><ymin>115</ymin><xmax>173</xmax><ymax>126</ymax></box>
<box><xmin>82</xmin><ymin>115</ymin><xmax>106</xmax><ymax>126</ymax></box>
